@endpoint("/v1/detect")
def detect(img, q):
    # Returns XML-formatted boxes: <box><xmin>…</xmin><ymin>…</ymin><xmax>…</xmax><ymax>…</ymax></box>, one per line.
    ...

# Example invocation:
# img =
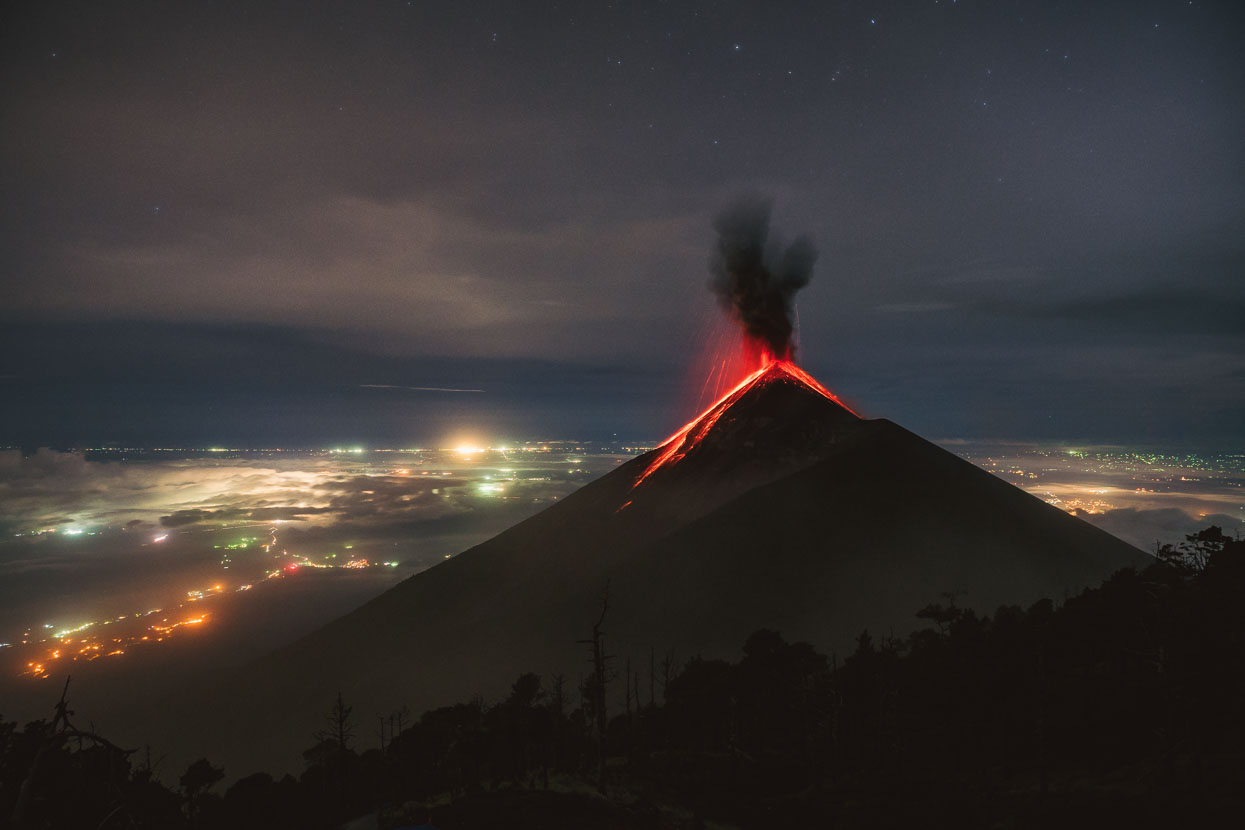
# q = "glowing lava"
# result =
<box><xmin>634</xmin><ymin>356</ymin><xmax>857</xmax><ymax>487</ymax></box>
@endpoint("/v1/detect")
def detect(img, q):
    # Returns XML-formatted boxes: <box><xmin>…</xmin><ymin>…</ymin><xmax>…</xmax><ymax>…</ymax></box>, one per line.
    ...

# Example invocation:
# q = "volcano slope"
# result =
<box><xmin>172</xmin><ymin>362</ymin><xmax>1148</xmax><ymax>774</ymax></box>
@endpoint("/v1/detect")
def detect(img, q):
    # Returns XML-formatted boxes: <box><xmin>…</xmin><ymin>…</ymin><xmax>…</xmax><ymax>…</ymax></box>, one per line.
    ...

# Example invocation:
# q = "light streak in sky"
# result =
<box><xmin>359</xmin><ymin>384</ymin><xmax>485</xmax><ymax>393</ymax></box>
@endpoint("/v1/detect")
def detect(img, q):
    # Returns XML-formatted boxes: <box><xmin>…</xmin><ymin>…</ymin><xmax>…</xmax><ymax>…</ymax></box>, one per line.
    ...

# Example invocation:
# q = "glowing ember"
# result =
<box><xmin>634</xmin><ymin>356</ymin><xmax>857</xmax><ymax>487</ymax></box>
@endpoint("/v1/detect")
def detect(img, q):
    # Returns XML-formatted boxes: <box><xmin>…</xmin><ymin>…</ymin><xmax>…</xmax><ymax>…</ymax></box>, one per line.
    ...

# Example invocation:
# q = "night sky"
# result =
<box><xmin>3</xmin><ymin>1</ymin><xmax>1242</xmax><ymax>448</ymax></box>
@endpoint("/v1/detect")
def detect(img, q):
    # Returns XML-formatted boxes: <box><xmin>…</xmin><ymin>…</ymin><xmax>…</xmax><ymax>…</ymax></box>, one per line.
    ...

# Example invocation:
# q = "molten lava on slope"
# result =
<box><xmin>635</xmin><ymin>358</ymin><xmax>859</xmax><ymax>487</ymax></box>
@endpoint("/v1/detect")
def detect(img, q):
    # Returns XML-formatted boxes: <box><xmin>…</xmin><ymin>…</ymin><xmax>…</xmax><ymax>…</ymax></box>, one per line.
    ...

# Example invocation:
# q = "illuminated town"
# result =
<box><xmin>0</xmin><ymin>443</ymin><xmax>639</xmax><ymax>680</ymax></box>
<box><xmin>9</xmin><ymin>525</ymin><xmax>401</xmax><ymax>679</ymax></box>
<box><xmin>957</xmin><ymin>444</ymin><xmax>1244</xmax><ymax>520</ymax></box>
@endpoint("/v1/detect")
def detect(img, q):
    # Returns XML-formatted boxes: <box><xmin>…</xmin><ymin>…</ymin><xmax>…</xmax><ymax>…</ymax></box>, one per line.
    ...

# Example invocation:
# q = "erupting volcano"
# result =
<box><xmin>636</xmin><ymin>358</ymin><xmax>858</xmax><ymax>487</ymax></box>
<box><xmin>633</xmin><ymin>195</ymin><xmax>856</xmax><ymax>488</ymax></box>
<box><xmin>160</xmin><ymin>201</ymin><xmax>1149</xmax><ymax>777</ymax></box>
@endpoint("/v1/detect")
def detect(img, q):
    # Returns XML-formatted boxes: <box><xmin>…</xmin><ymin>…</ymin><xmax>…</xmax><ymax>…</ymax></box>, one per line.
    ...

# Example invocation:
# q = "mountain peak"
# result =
<box><xmin>633</xmin><ymin>359</ymin><xmax>859</xmax><ymax>488</ymax></box>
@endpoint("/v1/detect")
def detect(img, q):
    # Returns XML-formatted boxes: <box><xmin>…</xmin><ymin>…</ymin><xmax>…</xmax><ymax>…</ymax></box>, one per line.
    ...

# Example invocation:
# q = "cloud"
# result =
<box><xmin>159</xmin><ymin>505</ymin><xmax>337</xmax><ymax>527</ymax></box>
<box><xmin>874</xmin><ymin>302</ymin><xmax>957</xmax><ymax>314</ymax></box>
<box><xmin>160</xmin><ymin>509</ymin><xmax>215</xmax><ymax>528</ymax></box>
<box><xmin>0</xmin><ymin>449</ymin><xmax>474</xmax><ymax>535</ymax></box>
<box><xmin>1027</xmin><ymin>290</ymin><xmax>1245</xmax><ymax>339</ymax></box>
<box><xmin>0</xmin><ymin>448</ymin><xmax>610</xmax><ymax>544</ymax></box>
<box><xmin>1079</xmin><ymin>507</ymin><xmax>1243</xmax><ymax>552</ymax></box>
<box><xmin>3</xmin><ymin>195</ymin><xmax>706</xmax><ymax>364</ymax></box>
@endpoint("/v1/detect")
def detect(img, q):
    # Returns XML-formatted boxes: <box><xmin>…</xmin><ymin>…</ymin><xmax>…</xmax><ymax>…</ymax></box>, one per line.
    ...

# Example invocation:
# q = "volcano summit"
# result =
<box><xmin>172</xmin><ymin>357</ymin><xmax>1148</xmax><ymax>775</ymax></box>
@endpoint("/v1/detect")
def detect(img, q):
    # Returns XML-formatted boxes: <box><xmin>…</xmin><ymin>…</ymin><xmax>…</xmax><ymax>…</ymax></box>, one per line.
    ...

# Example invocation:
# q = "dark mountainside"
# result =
<box><xmin>154</xmin><ymin>363</ymin><xmax>1146</xmax><ymax>775</ymax></box>
<box><xmin>7</xmin><ymin>532</ymin><xmax>1242</xmax><ymax>829</ymax></box>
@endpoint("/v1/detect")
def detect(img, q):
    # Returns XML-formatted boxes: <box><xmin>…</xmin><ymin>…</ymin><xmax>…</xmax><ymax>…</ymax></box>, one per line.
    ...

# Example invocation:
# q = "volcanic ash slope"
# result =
<box><xmin>173</xmin><ymin>362</ymin><xmax>1148</xmax><ymax>775</ymax></box>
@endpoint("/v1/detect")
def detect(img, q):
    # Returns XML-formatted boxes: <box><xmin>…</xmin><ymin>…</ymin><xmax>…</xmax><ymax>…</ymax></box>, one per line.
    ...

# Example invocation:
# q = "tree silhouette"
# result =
<box><xmin>179</xmin><ymin>757</ymin><xmax>223</xmax><ymax>822</ymax></box>
<box><xmin>4</xmin><ymin>526</ymin><xmax>1244</xmax><ymax>829</ymax></box>
<box><xmin>577</xmin><ymin>582</ymin><xmax>612</xmax><ymax>794</ymax></box>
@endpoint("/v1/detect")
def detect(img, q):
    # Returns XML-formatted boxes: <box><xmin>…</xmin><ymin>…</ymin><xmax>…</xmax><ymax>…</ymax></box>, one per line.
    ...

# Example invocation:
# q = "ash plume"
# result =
<box><xmin>709</xmin><ymin>195</ymin><xmax>818</xmax><ymax>360</ymax></box>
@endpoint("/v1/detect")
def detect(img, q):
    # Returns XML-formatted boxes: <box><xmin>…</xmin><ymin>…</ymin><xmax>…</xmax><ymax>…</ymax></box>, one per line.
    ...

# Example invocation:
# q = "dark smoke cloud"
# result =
<box><xmin>709</xmin><ymin>195</ymin><xmax>818</xmax><ymax>360</ymax></box>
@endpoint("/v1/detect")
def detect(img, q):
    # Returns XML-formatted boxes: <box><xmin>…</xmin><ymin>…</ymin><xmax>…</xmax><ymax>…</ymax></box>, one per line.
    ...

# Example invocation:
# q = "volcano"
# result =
<box><xmin>164</xmin><ymin>359</ymin><xmax>1147</xmax><ymax>774</ymax></box>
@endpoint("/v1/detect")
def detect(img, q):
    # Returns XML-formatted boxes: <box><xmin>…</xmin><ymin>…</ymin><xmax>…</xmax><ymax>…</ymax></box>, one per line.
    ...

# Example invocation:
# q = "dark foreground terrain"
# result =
<box><xmin>3</xmin><ymin>528</ymin><xmax>1241</xmax><ymax>829</ymax></box>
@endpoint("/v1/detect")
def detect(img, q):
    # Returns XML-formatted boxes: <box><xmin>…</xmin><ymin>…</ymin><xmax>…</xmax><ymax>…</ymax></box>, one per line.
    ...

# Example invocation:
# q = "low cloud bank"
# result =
<box><xmin>1079</xmin><ymin>506</ymin><xmax>1242</xmax><ymax>552</ymax></box>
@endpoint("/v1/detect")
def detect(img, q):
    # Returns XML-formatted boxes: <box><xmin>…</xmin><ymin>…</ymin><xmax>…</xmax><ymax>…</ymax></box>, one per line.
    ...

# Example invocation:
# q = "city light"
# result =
<box><xmin>7</xmin><ymin>442</ymin><xmax>1232</xmax><ymax>684</ymax></box>
<box><xmin>7</xmin><ymin>522</ymin><xmax>405</xmax><ymax>679</ymax></box>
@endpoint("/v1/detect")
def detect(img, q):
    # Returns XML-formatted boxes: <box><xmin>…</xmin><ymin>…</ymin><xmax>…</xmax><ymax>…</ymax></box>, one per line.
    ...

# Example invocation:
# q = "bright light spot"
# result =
<box><xmin>64</xmin><ymin>528</ymin><xmax>84</xmax><ymax>536</ymax></box>
<box><xmin>455</xmin><ymin>444</ymin><xmax>484</xmax><ymax>456</ymax></box>
<box><xmin>52</xmin><ymin>622</ymin><xmax>94</xmax><ymax>638</ymax></box>
<box><xmin>153</xmin><ymin>534</ymin><xmax>168</xmax><ymax>543</ymax></box>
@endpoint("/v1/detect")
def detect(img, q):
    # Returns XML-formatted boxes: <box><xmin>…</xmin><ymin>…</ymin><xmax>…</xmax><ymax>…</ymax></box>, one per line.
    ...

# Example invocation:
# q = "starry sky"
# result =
<box><xmin>2</xmin><ymin>0</ymin><xmax>1242</xmax><ymax>447</ymax></box>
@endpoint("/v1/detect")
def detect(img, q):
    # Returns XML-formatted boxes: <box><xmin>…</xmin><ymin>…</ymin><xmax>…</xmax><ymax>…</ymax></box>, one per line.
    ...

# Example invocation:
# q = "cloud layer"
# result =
<box><xmin>2</xmin><ymin>2</ymin><xmax>1242</xmax><ymax>444</ymax></box>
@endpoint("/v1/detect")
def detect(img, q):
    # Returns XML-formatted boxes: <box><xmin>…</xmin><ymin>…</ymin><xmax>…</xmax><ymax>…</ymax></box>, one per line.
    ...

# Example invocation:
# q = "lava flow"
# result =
<box><xmin>634</xmin><ymin>355</ymin><xmax>857</xmax><ymax>487</ymax></box>
<box><xmin>632</xmin><ymin>196</ymin><xmax>853</xmax><ymax>488</ymax></box>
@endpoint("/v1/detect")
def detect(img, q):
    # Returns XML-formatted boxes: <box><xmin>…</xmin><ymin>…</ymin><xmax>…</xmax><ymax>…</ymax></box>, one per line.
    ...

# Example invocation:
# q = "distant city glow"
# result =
<box><xmin>4</xmin><ymin>442</ymin><xmax>1234</xmax><ymax>683</ymax></box>
<box><xmin>8</xmin><ymin>523</ymin><xmax>409</xmax><ymax>679</ymax></box>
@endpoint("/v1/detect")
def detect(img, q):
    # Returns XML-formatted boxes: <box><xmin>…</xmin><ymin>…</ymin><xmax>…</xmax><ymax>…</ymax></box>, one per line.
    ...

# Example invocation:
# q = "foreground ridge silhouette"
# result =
<box><xmin>6</xmin><ymin>531</ymin><xmax>1242</xmax><ymax>828</ymax></box>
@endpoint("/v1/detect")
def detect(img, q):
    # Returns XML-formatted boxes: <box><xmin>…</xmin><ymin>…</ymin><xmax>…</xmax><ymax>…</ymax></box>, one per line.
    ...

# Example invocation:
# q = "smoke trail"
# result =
<box><xmin>708</xmin><ymin>195</ymin><xmax>817</xmax><ymax>360</ymax></box>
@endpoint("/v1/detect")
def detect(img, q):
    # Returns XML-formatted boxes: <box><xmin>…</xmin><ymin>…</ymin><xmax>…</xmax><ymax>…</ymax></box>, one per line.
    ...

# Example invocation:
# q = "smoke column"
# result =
<box><xmin>708</xmin><ymin>195</ymin><xmax>818</xmax><ymax>362</ymax></box>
